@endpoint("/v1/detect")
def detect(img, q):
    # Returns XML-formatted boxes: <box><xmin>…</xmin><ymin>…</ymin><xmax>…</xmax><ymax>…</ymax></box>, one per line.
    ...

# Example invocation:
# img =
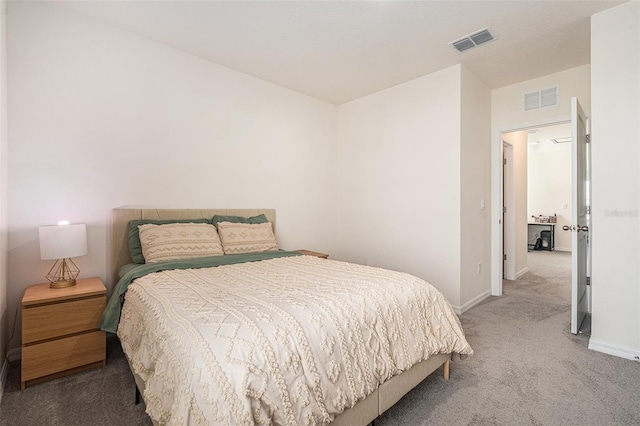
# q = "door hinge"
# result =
<box><xmin>586</xmin><ymin>134</ymin><xmax>591</xmax><ymax>144</ymax></box>
<box><xmin>503</xmin><ymin>254</ymin><xmax>507</xmax><ymax>261</ymax></box>
<box><xmin>503</xmin><ymin>206</ymin><xmax>507</xmax><ymax>213</ymax></box>
<box><xmin>586</xmin><ymin>205</ymin><xmax>591</xmax><ymax>215</ymax></box>
<box><xmin>586</xmin><ymin>276</ymin><xmax>591</xmax><ymax>286</ymax></box>
<box><xmin>503</xmin><ymin>158</ymin><xmax>507</xmax><ymax>165</ymax></box>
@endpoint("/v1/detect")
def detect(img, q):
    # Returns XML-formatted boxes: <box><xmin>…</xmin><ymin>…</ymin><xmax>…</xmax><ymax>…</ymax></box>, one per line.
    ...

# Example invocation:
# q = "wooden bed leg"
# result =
<box><xmin>135</xmin><ymin>385</ymin><xmax>141</xmax><ymax>405</ymax></box>
<box><xmin>443</xmin><ymin>359</ymin><xmax>450</xmax><ymax>381</ymax></box>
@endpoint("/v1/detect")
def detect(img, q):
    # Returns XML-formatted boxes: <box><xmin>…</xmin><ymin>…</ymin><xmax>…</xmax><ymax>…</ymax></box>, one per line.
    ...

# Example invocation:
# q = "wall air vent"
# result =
<box><xmin>524</xmin><ymin>86</ymin><xmax>558</xmax><ymax>111</ymax></box>
<box><xmin>449</xmin><ymin>27</ymin><xmax>495</xmax><ymax>53</ymax></box>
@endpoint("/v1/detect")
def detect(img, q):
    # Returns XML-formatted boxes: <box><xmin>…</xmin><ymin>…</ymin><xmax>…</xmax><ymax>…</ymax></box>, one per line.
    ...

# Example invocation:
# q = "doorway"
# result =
<box><xmin>494</xmin><ymin>103</ymin><xmax>590</xmax><ymax>334</ymax></box>
<box><xmin>495</xmin><ymin>119</ymin><xmax>573</xmax><ymax>294</ymax></box>
<box><xmin>500</xmin><ymin>121</ymin><xmax>571</xmax><ymax>284</ymax></box>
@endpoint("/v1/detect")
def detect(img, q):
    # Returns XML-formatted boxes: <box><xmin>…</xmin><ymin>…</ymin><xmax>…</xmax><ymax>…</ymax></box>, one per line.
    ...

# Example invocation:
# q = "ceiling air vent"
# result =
<box><xmin>524</xmin><ymin>86</ymin><xmax>558</xmax><ymax>111</ymax></box>
<box><xmin>449</xmin><ymin>27</ymin><xmax>495</xmax><ymax>53</ymax></box>
<box><xmin>551</xmin><ymin>137</ymin><xmax>572</xmax><ymax>144</ymax></box>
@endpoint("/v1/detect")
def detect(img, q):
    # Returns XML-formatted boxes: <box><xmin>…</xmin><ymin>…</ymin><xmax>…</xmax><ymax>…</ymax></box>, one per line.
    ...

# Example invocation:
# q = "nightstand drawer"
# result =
<box><xmin>21</xmin><ymin>330</ymin><xmax>106</xmax><ymax>382</ymax></box>
<box><xmin>22</xmin><ymin>296</ymin><xmax>105</xmax><ymax>344</ymax></box>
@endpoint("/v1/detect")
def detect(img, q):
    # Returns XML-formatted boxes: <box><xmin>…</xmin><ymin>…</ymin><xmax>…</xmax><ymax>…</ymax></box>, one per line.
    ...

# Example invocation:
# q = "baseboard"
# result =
<box><xmin>1</xmin><ymin>349</ymin><xmax>20</xmax><ymax>404</ymax></box>
<box><xmin>452</xmin><ymin>289</ymin><xmax>492</xmax><ymax>315</ymax></box>
<box><xmin>515</xmin><ymin>267</ymin><xmax>529</xmax><ymax>279</ymax></box>
<box><xmin>0</xmin><ymin>357</ymin><xmax>7</xmax><ymax>404</ymax></box>
<box><xmin>554</xmin><ymin>247</ymin><xmax>571</xmax><ymax>252</ymax></box>
<box><xmin>588</xmin><ymin>338</ymin><xmax>640</xmax><ymax>361</ymax></box>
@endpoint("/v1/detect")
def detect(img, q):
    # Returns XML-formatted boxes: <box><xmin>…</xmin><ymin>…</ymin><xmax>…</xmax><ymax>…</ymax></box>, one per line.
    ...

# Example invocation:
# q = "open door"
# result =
<box><xmin>569</xmin><ymin>97</ymin><xmax>589</xmax><ymax>334</ymax></box>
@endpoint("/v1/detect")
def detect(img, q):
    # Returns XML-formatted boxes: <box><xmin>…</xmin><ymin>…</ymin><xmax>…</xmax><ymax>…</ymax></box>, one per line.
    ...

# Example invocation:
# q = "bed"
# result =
<box><xmin>103</xmin><ymin>208</ymin><xmax>472</xmax><ymax>425</ymax></box>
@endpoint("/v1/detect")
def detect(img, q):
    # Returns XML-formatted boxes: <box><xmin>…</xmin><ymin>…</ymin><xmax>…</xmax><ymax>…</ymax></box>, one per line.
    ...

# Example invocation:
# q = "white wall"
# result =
<box><xmin>6</xmin><ymin>1</ymin><xmax>337</xmax><ymax>351</ymax></box>
<box><xmin>336</xmin><ymin>65</ymin><xmax>462</xmax><ymax>305</ymax></box>
<box><xmin>502</xmin><ymin>130</ymin><xmax>528</xmax><ymax>277</ymax></box>
<box><xmin>528</xmin><ymin>143</ymin><xmax>572</xmax><ymax>251</ymax></box>
<box><xmin>460</xmin><ymin>66</ymin><xmax>492</xmax><ymax>308</ymax></box>
<box><xmin>492</xmin><ymin>65</ymin><xmax>591</xmax><ymax>131</ymax></box>
<box><xmin>335</xmin><ymin>64</ymin><xmax>492</xmax><ymax>311</ymax></box>
<box><xmin>0</xmin><ymin>0</ymin><xmax>8</xmax><ymax>384</ymax></box>
<box><xmin>589</xmin><ymin>1</ymin><xmax>640</xmax><ymax>360</ymax></box>
<box><xmin>491</xmin><ymin>65</ymin><xmax>591</xmax><ymax>293</ymax></box>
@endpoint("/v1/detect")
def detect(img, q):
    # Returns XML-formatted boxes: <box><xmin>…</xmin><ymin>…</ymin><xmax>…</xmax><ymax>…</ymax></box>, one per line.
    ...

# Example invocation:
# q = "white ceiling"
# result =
<box><xmin>49</xmin><ymin>0</ymin><xmax>625</xmax><ymax>105</ymax></box>
<box><xmin>528</xmin><ymin>122</ymin><xmax>572</xmax><ymax>153</ymax></box>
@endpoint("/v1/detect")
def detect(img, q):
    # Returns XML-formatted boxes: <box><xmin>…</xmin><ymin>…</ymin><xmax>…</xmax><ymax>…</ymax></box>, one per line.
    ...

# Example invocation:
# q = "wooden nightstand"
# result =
<box><xmin>295</xmin><ymin>250</ymin><xmax>329</xmax><ymax>259</ymax></box>
<box><xmin>21</xmin><ymin>277</ymin><xmax>107</xmax><ymax>390</ymax></box>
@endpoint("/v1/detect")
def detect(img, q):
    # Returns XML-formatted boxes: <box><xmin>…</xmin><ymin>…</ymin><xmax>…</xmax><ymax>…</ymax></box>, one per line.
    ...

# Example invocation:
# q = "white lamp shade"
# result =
<box><xmin>39</xmin><ymin>223</ymin><xmax>88</xmax><ymax>260</ymax></box>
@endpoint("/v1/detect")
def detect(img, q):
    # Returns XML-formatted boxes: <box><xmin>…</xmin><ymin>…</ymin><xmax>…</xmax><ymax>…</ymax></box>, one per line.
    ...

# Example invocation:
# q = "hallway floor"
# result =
<box><xmin>504</xmin><ymin>250</ymin><xmax>591</xmax><ymax>334</ymax></box>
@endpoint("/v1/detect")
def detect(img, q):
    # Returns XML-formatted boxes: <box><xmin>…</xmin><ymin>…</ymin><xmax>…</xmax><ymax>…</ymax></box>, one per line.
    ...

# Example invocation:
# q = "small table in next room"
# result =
<box><xmin>527</xmin><ymin>223</ymin><xmax>555</xmax><ymax>251</ymax></box>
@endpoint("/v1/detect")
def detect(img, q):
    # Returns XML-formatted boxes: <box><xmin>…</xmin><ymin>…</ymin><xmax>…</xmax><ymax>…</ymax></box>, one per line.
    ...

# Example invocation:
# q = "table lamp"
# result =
<box><xmin>39</xmin><ymin>222</ymin><xmax>88</xmax><ymax>288</ymax></box>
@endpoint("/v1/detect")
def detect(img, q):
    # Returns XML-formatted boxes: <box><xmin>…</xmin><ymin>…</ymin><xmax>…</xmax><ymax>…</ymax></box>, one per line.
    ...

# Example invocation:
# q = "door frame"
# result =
<box><xmin>491</xmin><ymin>116</ymin><xmax>572</xmax><ymax>296</ymax></box>
<box><xmin>502</xmin><ymin>142</ymin><xmax>516</xmax><ymax>280</ymax></box>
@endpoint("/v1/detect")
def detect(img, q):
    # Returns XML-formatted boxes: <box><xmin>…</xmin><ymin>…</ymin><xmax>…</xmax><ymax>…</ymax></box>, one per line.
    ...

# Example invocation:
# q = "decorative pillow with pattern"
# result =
<box><xmin>216</xmin><ymin>221</ymin><xmax>278</xmax><ymax>255</ymax></box>
<box><xmin>138</xmin><ymin>223</ymin><xmax>224</xmax><ymax>263</ymax></box>
<box><xmin>128</xmin><ymin>218</ymin><xmax>210</xmax><ymax>264</ymax></box>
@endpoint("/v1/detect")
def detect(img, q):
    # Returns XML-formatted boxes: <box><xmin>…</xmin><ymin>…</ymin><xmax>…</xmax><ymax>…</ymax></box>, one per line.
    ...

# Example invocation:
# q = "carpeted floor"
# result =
<box><xmin>2</xmin><ymin>251</ymin><xmax>639</xmax><ymax>425</ymax></box>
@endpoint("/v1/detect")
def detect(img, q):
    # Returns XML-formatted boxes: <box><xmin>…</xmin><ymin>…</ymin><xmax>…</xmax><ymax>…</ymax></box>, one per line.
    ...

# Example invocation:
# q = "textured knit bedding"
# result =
<box><xmin>117</xmin><ymin>255</ymin><xmax>472</xmax><ymax>425</ymax></box>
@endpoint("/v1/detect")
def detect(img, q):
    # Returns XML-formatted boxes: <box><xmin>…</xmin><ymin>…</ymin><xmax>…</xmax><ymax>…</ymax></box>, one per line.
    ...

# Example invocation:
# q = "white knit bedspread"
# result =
<box><xmin>118</xmin><ymin>255</ymin><xmax>472</xmax><ymax>425</ymax></box>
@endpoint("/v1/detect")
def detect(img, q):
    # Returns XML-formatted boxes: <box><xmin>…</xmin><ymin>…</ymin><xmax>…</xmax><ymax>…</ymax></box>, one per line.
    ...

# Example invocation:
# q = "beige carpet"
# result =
<box><xmin>2</xmin><ymin>251</ymin><xmax>639</xmax><ymax>425</ymax></box>
<box><xmin>378</xmin><ymin>251</ymin><xmax>639</xmax><ymax>425</ymax></box>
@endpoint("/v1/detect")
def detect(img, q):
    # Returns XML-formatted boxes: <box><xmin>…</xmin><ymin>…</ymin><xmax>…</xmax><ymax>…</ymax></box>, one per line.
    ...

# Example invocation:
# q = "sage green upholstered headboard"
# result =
<box><xmin>110</xmin><ymin>208</ymin><xmax>276</xmax><ymax>287</ymax></box>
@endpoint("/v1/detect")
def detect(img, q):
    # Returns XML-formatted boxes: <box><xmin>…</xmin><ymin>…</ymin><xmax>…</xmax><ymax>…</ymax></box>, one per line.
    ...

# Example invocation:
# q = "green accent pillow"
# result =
<box><xmin>128</xmin><ymin>218</ymin><xmax>209</xmax><ymax>264</ymax></box>
<box><xmin>211</xmin><ymin>214</ymin><xmax>268</xmax><ymax>228</ymax></box>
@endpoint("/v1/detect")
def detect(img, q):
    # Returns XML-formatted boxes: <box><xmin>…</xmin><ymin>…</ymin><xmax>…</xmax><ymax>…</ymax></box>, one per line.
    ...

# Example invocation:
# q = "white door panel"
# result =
<box><xmin>571</xmin><ymin>97</ymin><xmax>589</xmax><ymax>334</ymax></box>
